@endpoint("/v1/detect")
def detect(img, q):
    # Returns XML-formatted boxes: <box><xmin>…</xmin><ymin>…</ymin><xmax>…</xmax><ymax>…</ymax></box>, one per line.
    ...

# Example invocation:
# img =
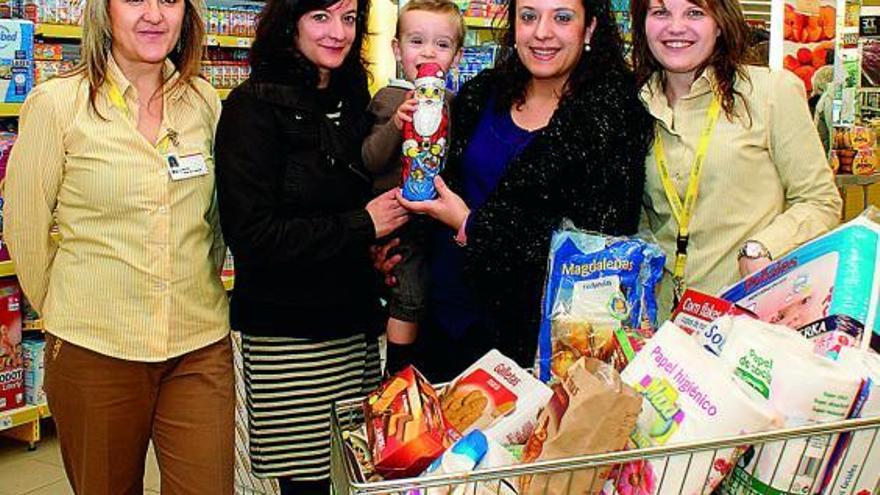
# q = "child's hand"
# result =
<box><xmin>393</xmin><ymin>92</ymin><xmax>418</xmax><ymax>131</ymax></box>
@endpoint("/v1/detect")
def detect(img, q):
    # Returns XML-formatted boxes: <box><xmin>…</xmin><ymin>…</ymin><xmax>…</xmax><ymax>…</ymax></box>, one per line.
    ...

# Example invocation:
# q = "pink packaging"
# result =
<box><xmin>0</xmin><ymin>280</ymin><xmax>23</xmax><ymax>412</ymax></box>
<box><xmin>0</xmin><ymin>132</ymin><xmax>18</xmax><ymax>263</ymax></box>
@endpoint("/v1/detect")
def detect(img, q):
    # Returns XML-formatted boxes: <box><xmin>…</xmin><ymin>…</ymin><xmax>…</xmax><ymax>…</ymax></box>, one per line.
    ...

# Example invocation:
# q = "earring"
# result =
<box><xmin>584</xmin><ymin>41</ymin><xmax>591</xmax><ymax>52</ymax></box>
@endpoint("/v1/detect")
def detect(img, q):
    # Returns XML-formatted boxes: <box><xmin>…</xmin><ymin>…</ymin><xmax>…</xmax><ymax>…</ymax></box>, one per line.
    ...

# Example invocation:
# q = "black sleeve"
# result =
<box><xmin>461</xmin><ymin>72</ymin><xmax>651</xmax><ymax>300</ymax></box>
<box><xmin>214</xmin><ymin>90</ymin><xmax>376</xmax><ymax>269</ymax></box>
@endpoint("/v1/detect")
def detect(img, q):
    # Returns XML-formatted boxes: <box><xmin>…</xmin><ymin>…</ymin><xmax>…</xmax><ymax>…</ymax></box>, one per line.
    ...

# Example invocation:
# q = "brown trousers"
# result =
<box><xmin>44</xmin><ymin>334</ymin><xmax>234</xmax><ymax>495</ymax></box>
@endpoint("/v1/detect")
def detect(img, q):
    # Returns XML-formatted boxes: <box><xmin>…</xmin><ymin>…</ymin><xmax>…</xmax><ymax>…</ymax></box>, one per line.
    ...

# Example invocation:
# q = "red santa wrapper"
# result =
<box><xmin>401</xmin><ymin>62</ymin><xmax>449</xmax><ymax>201</ymax></box>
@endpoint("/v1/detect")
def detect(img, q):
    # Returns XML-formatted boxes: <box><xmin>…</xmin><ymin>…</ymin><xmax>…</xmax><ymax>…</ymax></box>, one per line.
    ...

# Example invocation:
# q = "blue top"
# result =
<box><xmin>428</xmin><ymin>101</ymin><xmax>536</xmax><ymax>338</ymax></box>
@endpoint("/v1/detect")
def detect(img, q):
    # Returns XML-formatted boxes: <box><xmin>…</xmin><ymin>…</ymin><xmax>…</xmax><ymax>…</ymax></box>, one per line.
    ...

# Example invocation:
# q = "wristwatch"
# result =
<box><xmin>738</xmin><ymin>240</ymin><xmax>771</xmax><ymax>261</ymax></box>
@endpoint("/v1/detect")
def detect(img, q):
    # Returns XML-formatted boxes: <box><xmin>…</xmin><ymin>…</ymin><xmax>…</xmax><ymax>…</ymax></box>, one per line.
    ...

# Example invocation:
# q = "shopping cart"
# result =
<box><xmin>330</xmin><ymin>394</ymin><xmax>880</xmax><ymax>495</ymax></box>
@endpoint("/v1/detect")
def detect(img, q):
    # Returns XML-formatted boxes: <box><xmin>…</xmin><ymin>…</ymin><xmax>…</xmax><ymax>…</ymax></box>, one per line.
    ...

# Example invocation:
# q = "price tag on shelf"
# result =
<box><xmin>206</xmin><ymin>35</ymin><xmax>219</xmax><ymax>46</ymax></box>
<box><xmin>236</xmin><ymin>37</ymin><xmax>252</xmax><ymax>48</ymax></box>
<box><xmin>0</xmin><ymin>416</ymin><xmax>11</xmax><ymax>430</ymax></box>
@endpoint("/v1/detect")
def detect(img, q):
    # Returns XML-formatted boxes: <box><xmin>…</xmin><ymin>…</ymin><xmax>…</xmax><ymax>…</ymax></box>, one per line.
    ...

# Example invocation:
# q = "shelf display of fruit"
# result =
<box><xmin>782</xmin><ymin>0</ymin><xmax>836</xmax><ymax>94</ymax></box>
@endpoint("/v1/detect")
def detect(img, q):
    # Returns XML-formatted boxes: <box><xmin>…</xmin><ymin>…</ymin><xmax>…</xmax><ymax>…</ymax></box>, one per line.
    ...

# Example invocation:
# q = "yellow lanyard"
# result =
<box><xmin>106</xmin><ymin>77</ymin><xmax>173</xmax><ymax>154</ymax></box>
<box><xmin>654</xmin><ymin>95</ymin><xmax>721</xmax><ymax>282</ymax></box>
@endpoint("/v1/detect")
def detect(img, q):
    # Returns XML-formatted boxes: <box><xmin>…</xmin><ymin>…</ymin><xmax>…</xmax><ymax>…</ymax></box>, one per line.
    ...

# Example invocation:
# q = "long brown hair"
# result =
<box><xmin>630</xmin><ymin>0</ymin><xmax>752</xmax><ymax>120</ymax></box>
<box><xmin>69</xmin><ymin>0</ymin><xmax>206</xmax><ymax>116</ymax></box>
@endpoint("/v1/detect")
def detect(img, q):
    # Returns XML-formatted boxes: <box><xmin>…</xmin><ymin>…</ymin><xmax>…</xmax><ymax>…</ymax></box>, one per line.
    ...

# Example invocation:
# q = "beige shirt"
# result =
<box><xmin>641</xmin><ymin>66</ymin><xmax>841</xmax><ymax>316</ymax></box>
<box><xmin>4</xmin><ymin>57</ymin><xmax>230</xmax><ymax>361</ymax></box>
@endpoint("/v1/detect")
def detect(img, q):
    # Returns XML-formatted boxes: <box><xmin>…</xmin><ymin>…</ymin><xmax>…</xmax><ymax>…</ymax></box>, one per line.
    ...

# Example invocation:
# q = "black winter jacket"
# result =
<box><xmin>442</xmin><ymin>67</ymin><xmax>654</xmax><ymax>363</ymax></box>
<box><xmin>215</xmin><ymin>77</ymin><xmax>383</xmax><ymax>338</ymax></box>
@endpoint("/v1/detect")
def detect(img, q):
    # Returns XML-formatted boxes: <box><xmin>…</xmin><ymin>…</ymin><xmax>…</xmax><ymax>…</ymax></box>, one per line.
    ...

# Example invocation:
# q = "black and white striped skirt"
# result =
<box><xmin>241</xmin><ymin>332</ymin><xmax>381</xmax><ymax>480</ymax></box>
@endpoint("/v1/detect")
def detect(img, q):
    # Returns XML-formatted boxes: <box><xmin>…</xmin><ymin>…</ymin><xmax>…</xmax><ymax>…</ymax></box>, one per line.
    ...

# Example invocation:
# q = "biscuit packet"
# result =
<box><xmin>364</xmin><ymin>365</ymin><xmax>455</xmax><ymax>479</ymax></box>
<box><xmin>520</xmin><ymin>357</ymin><xmax>642</xmax><ymax>495</ymax></box>
<box><xmin>535</xmin><ymin>222</ymin><xmax>665</xmax><ymax>383</ymax></box>
<box><xmin>440</xmin><ymin>349</ymin><xmax>553</xmax><ymax>445</ymax></box>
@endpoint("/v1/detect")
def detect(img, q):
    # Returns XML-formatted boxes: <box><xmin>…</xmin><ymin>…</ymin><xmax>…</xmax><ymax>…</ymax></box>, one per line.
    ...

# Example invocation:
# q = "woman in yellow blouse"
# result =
<box><xmin>4</xmin><ymin>0</ymin><xmax>232</xmax><ymax>492</ymax></box>
<box><xmin>631</xmin><ymin>0</ymin><xmax>842</xmax><ymax>316</ymax></box>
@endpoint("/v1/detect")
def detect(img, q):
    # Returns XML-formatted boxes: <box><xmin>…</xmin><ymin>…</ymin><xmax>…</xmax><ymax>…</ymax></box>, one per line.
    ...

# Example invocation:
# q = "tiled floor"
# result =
<box><xmin>0</xmin><ymin>421</ymin><xmax>161</xmax><ymax>495</ymax></box>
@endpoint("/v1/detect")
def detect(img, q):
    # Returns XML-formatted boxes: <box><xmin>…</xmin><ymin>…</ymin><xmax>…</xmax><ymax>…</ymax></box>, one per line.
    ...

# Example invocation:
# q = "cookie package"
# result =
<box><xmin>440</xmin><ymin>349</ymin><xmax>553</xmax><ymax>446</ymax></box>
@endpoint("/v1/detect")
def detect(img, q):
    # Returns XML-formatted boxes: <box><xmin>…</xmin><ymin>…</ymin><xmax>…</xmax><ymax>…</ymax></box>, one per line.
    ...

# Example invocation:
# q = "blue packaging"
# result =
<box><xmin>720</xmin><ymin>207</ymin><xmax>880</xmax><ymax>352</ymax></box>
<box><xmin>535</xmin><ymin>222</ymin><xmax>665</xmax><ymax>383</ymax></box>
<box><xmin>0</xmin><ymin>20</ymin><xmax>32</xmax><ymax>103</ymax></box>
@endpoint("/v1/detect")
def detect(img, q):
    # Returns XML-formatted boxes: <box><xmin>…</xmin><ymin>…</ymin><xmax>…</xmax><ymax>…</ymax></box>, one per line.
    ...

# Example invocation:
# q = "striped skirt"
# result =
<box><xmin>241</xmin><ymin>332</ymin><xmax>381</xmax><ymax>480</ymax></box>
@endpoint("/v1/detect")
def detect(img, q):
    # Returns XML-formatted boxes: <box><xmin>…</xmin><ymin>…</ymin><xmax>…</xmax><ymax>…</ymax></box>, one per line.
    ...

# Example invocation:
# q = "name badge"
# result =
<box><xmin>166</xmin><ymin>153</ymin><xmax>209</xmax><ymax>181</ymax></box>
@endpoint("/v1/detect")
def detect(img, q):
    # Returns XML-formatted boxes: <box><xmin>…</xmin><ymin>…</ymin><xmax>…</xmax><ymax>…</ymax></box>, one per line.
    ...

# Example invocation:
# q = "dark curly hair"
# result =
<box><xmin>248</xmin><ymin>0</ymin><xmax>370</xmax><ymax>92</ymax></box>
<box><xmin>630</xmin><ymin>0</ymin><xmax>752</xmax><ymax>121</ymax></box>
<box><xmin>489</xmin><ymin>0</ymin><xmax>631</xmax><ymax>111</ymax></box>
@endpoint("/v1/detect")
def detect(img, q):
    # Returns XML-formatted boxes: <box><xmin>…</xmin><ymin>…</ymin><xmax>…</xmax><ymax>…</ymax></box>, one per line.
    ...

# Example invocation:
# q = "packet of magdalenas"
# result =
<box><xmin>440</xmin><ymin>349</ymin><xmax>553</xmax><ymax>445</ymax></box>
<box><xmin>364</xmin><ymin>365</ymin><xmax>455</xmax><ymax>479</ymax></box>
<box><xmin>535</xmin><ymin>221</ymin><xmax>665</xmax><ymax>383</ymax></box>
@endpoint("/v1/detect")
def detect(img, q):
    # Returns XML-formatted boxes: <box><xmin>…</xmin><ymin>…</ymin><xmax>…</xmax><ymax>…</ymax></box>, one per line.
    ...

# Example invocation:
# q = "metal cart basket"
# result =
<box><xmin>331</xmin><ymin>394</ymin><xmax>880</xmax><ymax>495</ymax></box>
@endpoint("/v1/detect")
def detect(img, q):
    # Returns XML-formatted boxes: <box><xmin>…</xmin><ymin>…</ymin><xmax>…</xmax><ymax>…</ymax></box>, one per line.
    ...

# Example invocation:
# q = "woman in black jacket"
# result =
<box><xmin>396</xmin><ymin>0</ymin><xmax>654</xmax><ymax>381</ymax></box>
<box><xmin>213</xmin><ymin>0</ymin><xmax>407</xmax><ymax>492</ymax></box>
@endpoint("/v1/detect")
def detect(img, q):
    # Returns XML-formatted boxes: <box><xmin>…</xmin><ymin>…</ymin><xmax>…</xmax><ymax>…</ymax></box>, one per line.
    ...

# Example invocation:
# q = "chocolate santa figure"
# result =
<box><xmin>401</xmin><ymin>62</ymin><xmax>448</xmax><ymax>201</ymax></box>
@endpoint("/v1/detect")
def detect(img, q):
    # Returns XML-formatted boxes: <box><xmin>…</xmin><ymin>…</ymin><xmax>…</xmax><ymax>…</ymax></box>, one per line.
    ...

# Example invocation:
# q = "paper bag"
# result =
<box><xmin>520</xmin><ymin>358</ymin><xmax>642</xmax><ymax>495</ymax></box>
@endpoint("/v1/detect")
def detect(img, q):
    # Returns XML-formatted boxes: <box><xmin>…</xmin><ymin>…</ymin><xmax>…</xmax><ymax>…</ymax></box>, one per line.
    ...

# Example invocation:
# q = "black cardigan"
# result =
<box><xmin>441</xmin><ymin>67</ymin><xmax>654</xmax><ymax>363</ymax></box>
<box><xmin>214</xmin><ymin>77</ymin><xmax>383</xmax><ymax>338</ymax></box>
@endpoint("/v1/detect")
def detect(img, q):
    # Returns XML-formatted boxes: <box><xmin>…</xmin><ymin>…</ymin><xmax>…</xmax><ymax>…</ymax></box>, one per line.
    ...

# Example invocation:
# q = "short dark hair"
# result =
<box><xmin>249</xmin><ymin>0</ymin><xmax>371</xmax><ymax>90</ymax></box>
<box><xmin>490</xmin><ymin>0</ymin><xmax>630</xmax><ymax>110</ymax></box>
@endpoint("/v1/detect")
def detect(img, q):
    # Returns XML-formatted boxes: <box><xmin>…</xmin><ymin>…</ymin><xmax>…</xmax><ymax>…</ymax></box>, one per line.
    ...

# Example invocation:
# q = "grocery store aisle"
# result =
<box><xmin>0</xmin><ymin>422</ymin><xmax>161</xmax><ymax>494</ymax></box>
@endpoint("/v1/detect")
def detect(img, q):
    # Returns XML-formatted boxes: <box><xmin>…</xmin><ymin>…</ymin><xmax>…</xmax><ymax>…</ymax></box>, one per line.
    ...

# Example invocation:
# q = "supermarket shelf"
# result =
<box><xmin>35</xmin><ymin>25</ymin><xmax>254</xmax><ymax>48</ymax></box>
<box><xmin>836</xmin><ymin>173</ymin><xmax>880</xmax><ymax>187</ymax></box>
<box><xmin>464</xmin><ymin>16</ymin><xmax>500</xmax><ymax>29</ymax></box>
<box><xmin>205</xmin><ymin>34</ymin><xmax>253</xmax><ymax>48</ymax></box>
<box><xmin>24</xmin><ymin>319</ymin><xmax>44</xmax><ymax>331</ymax></box>
<box><xmin>36</xmin><ymin>23</ymin><xmax>83</xmax><ymax>39</ymax></box>
<box><xmin>0</xmin><ymin>260</ymin><xmax>14</xmax><ymax>277</ymax></box>
<box><xmin>0</xmin><ymin>103</ymin><xmax>21</xmax><ymax>117</ymax></box>
<box><xmin>217</xmin><ymin>88</ymin><xmax>232</xmax><ymax>100</ymax></box>
<box><xmin>0</xmin><ymin>402</ymin><xmax>51</xmax><ymax>433</ymax></box>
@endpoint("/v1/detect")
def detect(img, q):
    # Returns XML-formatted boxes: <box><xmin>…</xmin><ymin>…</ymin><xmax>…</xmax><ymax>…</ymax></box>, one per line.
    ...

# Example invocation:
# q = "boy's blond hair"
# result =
<box><xmin>396</xmin><ymin>0</ymin><xmax>466</xmax><ymax>49</ymax></box>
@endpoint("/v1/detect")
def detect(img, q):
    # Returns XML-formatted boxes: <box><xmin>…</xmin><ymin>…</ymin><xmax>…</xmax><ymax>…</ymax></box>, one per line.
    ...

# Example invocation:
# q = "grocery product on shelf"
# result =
<box><xmin>205</xmin><ymin>4</ymin><xmax>259</xmax><ymax>37</ymax></box>
<box><xmin>0</xmin><ymin>131</ymin><xmax>16</xmax><ymax>263</ymax></box>
<box><xmin>0</xmin><ymin>19</ymin><xmax>33</xmax><ymax>103</ymax></box>
<box><xmin>33</xmin><ymin>41</ymin><xmax>76</xmax><ymax>84</ymax></box>
<box><xmin>0</xmin><ymin>279</ymin><xmax>22</xmax><ymax>413</ymax></box>
<box><xmin>21</xmin><ymin>335</ymin><xmax>43</xmax><ymax>405</ymax></box>
<box><xmin>202</xmin><ymin>46</ymin><xmax>250</xmax><ymax>90</ymax></box>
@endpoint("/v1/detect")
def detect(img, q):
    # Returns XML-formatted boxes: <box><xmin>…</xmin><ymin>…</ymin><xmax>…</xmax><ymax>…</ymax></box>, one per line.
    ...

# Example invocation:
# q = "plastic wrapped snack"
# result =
<box><xmin>535</xmin><ymin>222</ymin><xmax>665</xmax><ymax>383</ymax></box>
<box><xmin>602</xmin><ymin>322</ymin><xmax>780</xmax><ymax>495</ymax></box>
<box><xmin>721</xmin><ymin>207</ymin><xmax>880</xmax><ymax>352</ymax></box>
